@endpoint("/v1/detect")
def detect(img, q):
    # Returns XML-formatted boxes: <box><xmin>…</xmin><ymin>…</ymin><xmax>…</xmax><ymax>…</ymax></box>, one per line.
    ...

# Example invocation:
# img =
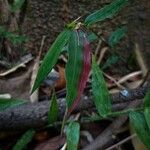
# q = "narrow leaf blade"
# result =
<box><xmin>11</xmin><ymin>0</ymin><xmax>25</xmax><ymax>12</ymax></box>
<box><xmin>48</xmin><ymin>91</ymin><xmax>58</xmax><ymax>124</ymax></box>
<box><xmin>144</xmin><ymin>108</ymin><xmax>150</xmax><ymax>130</ymax></box>
<box><xmin>144</xmin><ymin>91</ymin><xmax>150</xmax><ymax>129</ymax></box>
<box><xmin>92</xmin><ymin>56</ymin><xmax>111</xmax><ymax>117</ymax></box>
<box><xmin>66</xmin><ymin>122</ymin><xmax>80</xmax><ymax>150</ymax></box>
<box><xmin>65</xmin><ymin>30</ymin><xmax>84</xmax><ymax>109</ymax></box>
<box><xmin>129</xmin><ymin>111</ymin><xmax>150</xmax><ymax>149</ymax></box>
<box><xmin>0</xmin><ymin>98</ymin><xmax>26</xmax><ymax>111</ymax></box>
<box><xmin>67</xmin><ymin>32</ymin><xmax>91</xmax><ymax>114</ymax></box>
<box><xmin>108</xmin><ymin>26</ymin><xmax>127</xmax><ymax>48</ymax></box>
<box><xmin>32</xmin><ymin>29</ymin><xmax>70</xmax><ymax>93</ymax></box>
<box><xmin>13</xmin><ymin>129</ymin><xmax>35</xmax><ymax>150</ymax></box>
<box><xmin>102</xmin><ymin>54</ymin><xmax>119</xmax><ymax>70</ymax></box>
<box><xmin>85</xmin><ymin>0</ymin><xmax>128</xmax><ymax>26</ymax></box>
<box><xmin>88</xmin><ymin>33</ymin><xmax>98</xmax><ymax>43</ymax></box>
<box><xmin>144</xmin><ymin>90</ymin><xmax>150</xmax><ymax>108</ymax></box>
<box><xmin>60</xmin><ymin>32</ymin><xmax>96</xmax><ymax>53</ymax></box>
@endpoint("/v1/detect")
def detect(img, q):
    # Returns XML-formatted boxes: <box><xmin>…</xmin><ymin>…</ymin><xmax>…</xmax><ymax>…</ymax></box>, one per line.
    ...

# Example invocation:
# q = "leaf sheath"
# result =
<box><xmin>65</xmin><ymin>30</ymin><xmax>84</xmax><ymax>109</ymax></box>
<box><xmin>68</xmin><ymin>34</ymin><xmax>91</xmax><ymax>114</ymax></box>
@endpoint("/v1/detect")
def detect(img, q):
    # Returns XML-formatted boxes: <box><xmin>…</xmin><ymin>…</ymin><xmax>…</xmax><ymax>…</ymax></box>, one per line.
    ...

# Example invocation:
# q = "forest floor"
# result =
<box><xmin>0</xmin><ymin>0</ymin><xmax>149</xmax><ymax>149</ymax></box>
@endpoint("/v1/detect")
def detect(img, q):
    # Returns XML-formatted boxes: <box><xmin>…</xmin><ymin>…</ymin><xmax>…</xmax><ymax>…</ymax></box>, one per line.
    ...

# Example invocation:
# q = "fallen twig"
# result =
<box><xmin>0</xmin><ymin>83</ymin><xmax>149</xmax><ymax>131</ymax></box>
<box><xmin>30</xmin><ymin>36</ymin><xmax>46</xmax><ymax>103</ymax></box>
<box><xmin>134</xmin><ymin>43</ymin><xmax>148</xmax><ymax>77</ymax></box>
<box><xmin>0</xmin><ymin>60</ymin><xmax>10</xmax><ymax>69</ymax></box>
<box><xmin>82</xmin><ymin>100</ymin><xmax>141</xmax><ymax>150</ymax></box>
<box><xmin>105</xmin><ymin>134</ymin><xmax>136</xmax><ymax>150</ymax></box>
<box><xmin>0</xmin><ymin>54</ymin><xmax>33</xmax><ymax>77</ymax></box>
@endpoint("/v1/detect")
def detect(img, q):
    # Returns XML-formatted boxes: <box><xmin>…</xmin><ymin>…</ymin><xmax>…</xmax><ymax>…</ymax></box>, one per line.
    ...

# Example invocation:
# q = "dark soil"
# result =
<box><xmin>24</xmin><ymin>0</ymin><xmax>125</xmax><ymax>52</ymax></box>
<box><xmin>22</xmin><ymin>0</ymin><xmax>149</xmax><ymax>75</ymax></box>
<box><xmin>0</xmin><ymin>1</ymin><xmax>149</xmax><ymax>149</ymax></box>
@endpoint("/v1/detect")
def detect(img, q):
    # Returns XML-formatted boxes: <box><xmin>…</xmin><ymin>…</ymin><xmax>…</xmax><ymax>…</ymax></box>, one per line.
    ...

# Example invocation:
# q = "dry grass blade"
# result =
<box><xmin>116</xmin><ymin>71</ymin><xmax>142</xmax><ymax>85</ymax></box>
<box><xmin>83</xmin><ymin>100</ymin><xmax>141</xmax><ymax>150</ymax></box>
<box><xmin>103</xmin><ymin>72</ymin><xmax>125</xmax><ymax>89</ymax></box>
<box><xmin>97</xmin><ymin>47</ymin><xmax>108</xmax><ymax>65</ymax></box>
<box><xmin>0</xmin><ymin>54</ymin><xmax>33</xmax><ymax>77</ymax></box>
<box><xmin>0</xmin><ymin>94</ymin><xmax>11</xmax><ymax>99</ymax></box>
<box><xmin>95</xmin><ymin>39</ymin><xmax>102</xmax><ymax>56</ymax></box>
<box><xmin>139</xmin><ymin>70</ymin><xmax>150</xmax><ymax>87</ymax></box>
<box><xmin>60</xmin><ymin>143</ymin><xmax>67</xmax><ymax>150</ymax></box>
<box><xmin>134</xmin><ymin>43</ymin><xmax>148</xmax><ymax>77</ymax></box>
<box><xmin>30</xmin><ymin>36</ymin><xmax>46</xmax><ymax>103</ymax></box>
<box><xmin>106</xmin><ymin>134</ymin><xmax>136</xmax><ymax>150</ymax></box>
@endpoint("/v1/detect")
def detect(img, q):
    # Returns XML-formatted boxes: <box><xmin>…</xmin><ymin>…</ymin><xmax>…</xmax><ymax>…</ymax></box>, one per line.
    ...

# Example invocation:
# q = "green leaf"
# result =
<box><xmin>0</xmin><ymin>26</ymin><xmax>6</xmax><ymax>35</ymax></box>
<box><xmin>10</xmin><ymin>0</ymin><xmax>25</xmax><ymax>12</ymax></box>
<box><xmin>48</xmin><ymin>91</ymin><xmax>58</xmax><ymax>124</ymax></box>
<box><xmin>129</xmin><ymin>111</ymin><xmax>150</xmax><ymax>149</ymax></box>
<box><xmin>92</xmin><ymin>56</ymin><xmax>111</xmax><ymax>117</ymax></box>
<box><xmin>32</xmin><ymin>29</ymin><xmax>71</xmax><ymax>93</ymax></box>
<box><xmin>88</xmin><ymin>32</ymin><xmax>98</xmax><ymax>43</ymax></box>
<box><xmin>13</xmin><ymin>129</ymin><xmax>35</xmax><ymax>150</ymax></box>
<box><xmin>109</xmin><ymin>26</ymin><xmax>127</xmax><ymax>48</ymax></box>
<box><xmin>61</xmin><ymin>32</ymin><xmax>97</xmax><ymax>53</ymax></box>
<box><xmin>102</xmin><ymin>54</ymin><xmax>119</xmax><ymax>70</ymax></box>
<box><xmin>144</xmin><ymin>91</ymin><xmax>150</xmax><ymax>129</ymax></box>
<box><xmin>0</xmin><ymin>26</ymin><xmax>28</xmax><ymax>45</ymax></box>
<box><xmin>144</xmin><ymin>90</ymin><xmax>150</xmax><ymax>108</ymax></box>
<box><xmin>85</xmin><ymin>0</ymin><xmax>128</xmax><ymax>26</ymax></box>
<box><xmin>0</xmin><ymin>98</ymin><xmax>26</xmax><ymax>111</ymax></box>
<box><xmin>65</xmin><ymin>30</ymin><xmax>84</xmax><ymax>108</ymax></box>
<box><xmin>66</xmin><ymin>122</ymin><xmax>80</xmax><ymax>150</ymax></box>
<box><xmin>144</xmin><ymin>108</ymin><xmax>150</xmax><ymax>130</ymax></box>
<box><xmin>5</xmin><ymin>33</ymin><xmax>28</xmax><ymax>45</ymax></box>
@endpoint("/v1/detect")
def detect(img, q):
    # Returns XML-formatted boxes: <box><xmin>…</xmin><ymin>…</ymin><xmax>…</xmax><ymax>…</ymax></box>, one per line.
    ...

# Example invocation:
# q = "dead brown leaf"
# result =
<box><xmin>35</xmin><ymin>135</ymin><xmax>65</xmax><ymax>150</ymax></box>
<box><xmin>0</xmin><ymin>63</ymin><xmax>33</xmax><ymax>100</ymax></box>
<box><xmin>55</xmin><ymin>66</ymin><xmax>66</xmax><ymax>91</ymax></box>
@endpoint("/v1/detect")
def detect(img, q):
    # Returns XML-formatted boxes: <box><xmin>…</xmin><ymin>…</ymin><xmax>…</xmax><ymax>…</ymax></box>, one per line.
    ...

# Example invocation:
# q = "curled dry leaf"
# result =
<box><xmin>55</xmin><ymin>66</ymin><xmax>66</xmax><ymax>91</ymax></box>
<box><xmin>34</xmin><ymin>131</ymin><xmax>49</xmax><ymax>143</ymax></box>
<box><xmin>35</xmin><ymin>136</ymin><xmax>66</xmax><ymax>150</ymax></box>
